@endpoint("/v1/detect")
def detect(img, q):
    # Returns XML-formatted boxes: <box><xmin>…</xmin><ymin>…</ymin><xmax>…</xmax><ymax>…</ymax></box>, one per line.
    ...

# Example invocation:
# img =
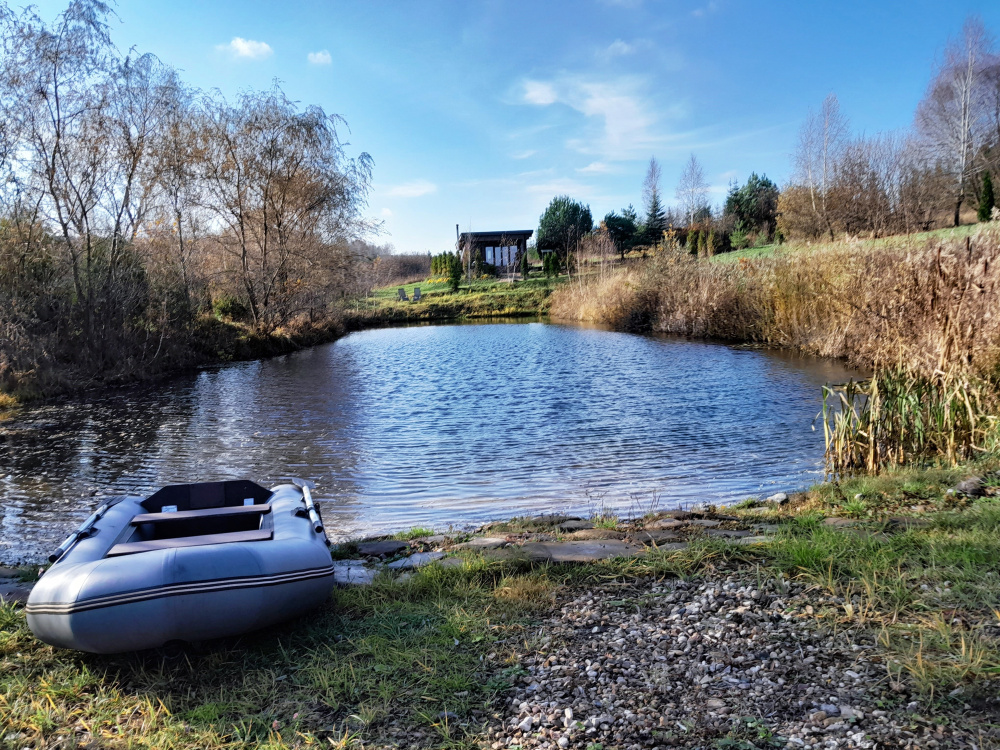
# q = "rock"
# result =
<box><xmin>453</xmin><ymin>537</ymin><xmax>508</xmax><ymax>550</ymax></box>
<box><xmin>438</xmin><ymin>711</ymin><xmax>460</xmax><ymax>722</ymax></box>
<box><xmin>331</xmin><ymin>560</ymin><xmax>378</xmax><ymax>586</ymax></box>
<box><xmin>517</xmin><ymin>716</ymin><xmax>533</xmax><ymax>733</ymax></box>
<box><xmin>557</xmin><ymin>736</ymin><xmax>569</xmax><ymax>748</ymax></box>
<box><xmin>705</xmin><ymin>529</ymin><xmax>754</xmax><ymax>538</ymax></box>
<box><xmin>356</xmin><ymin>540</ymin><xmax>408</xmax><ymax>557</ymax></box>
<box><xmin>820</xmin><ymin>704</ymin><xmax>840</xmax><ymax>716</ymax></box>
<box><xmin>732</xmin><ymin>535</ymin><xmax>771</xmax><ymax>545</ymax></box>
<box><xmin>519</xmin><ymin>540</ymin><xmax>645</xmax><ymax>563</ymax></box>
<box><xmin>688</xmin><ymin>519</ymin><xmax>721</xmax><ymax>527</ymax></box>
<box><xmin>557</xmin><ymin>520</ymin><xmax>595</xmax><ymax>532</ymax></box>
<box><xmin>411</xmin><ymin>534</ymin><xmax>449</xmax><ymax>545</ymax></box>
<box><xmin>527</xmin><ymin>514</ymin><xmax>581</xmax><ymax>527</ymax></box>
<box><xmin>705</xmin><ymin>699</ymin><xmax>727</xmax><ymax>710</ymax></box>
<box><xmin>648</xmin><ymin>510</ymin><xmax>694</xmax><ymax>521</ymax></box>
<box><xmin>646</xmin><ymin>518</ymin><xmax>685</xmax><ymax>530</ymax></box>
<box><xmin>886</xmin><ymin>516</ymin><xmax>932</xmax><ymax>530</ymax></box>
<box><xmin>753</xmin><ymin>523</ymin><xmax>782</xmax><ymax>534</ymax></box>
<box><xmin>0</xmin><ymin>566</ymin><xmax>21</xmax><ymax>579</ymax></box>
<box><xmin>565</xmin><ymin>528</ymin><xmax>625</xmax><ymax>541</ymax></box>
<box><xmin>438</xmin><ymin>557</ymin><xmax>467</xmax><ymax>569</ymax></box>
<box><xmin>386</xmin><ymin>551</ymin><xmax>445</xmax><ymax>569</ymax></box>
<box><xmin>952</xmin><ymin>476</ymin><xmax>984</xmax><ymax>497</ymax></box>
<box><xmin>810</xmin><ymin>710</ymin><xmax>828</xmax><ymax>723</ymax></box>
<box><xmin>0</xmin><ymin>581</ymin><xmax>30</xmax><ymax>604</ymax></box>
<box><xmin>766</xmin><ymin>492</ymin><xmax>789</xmax><ymax>504</ymax></box>
<box><xmin>634</xmin><ymin>529</ymin><xmax>682</xmax><ymax>545</ymax></box>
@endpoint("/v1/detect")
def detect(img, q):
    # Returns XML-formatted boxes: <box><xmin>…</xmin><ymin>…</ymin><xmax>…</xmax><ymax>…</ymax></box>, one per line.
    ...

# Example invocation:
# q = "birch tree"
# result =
<box><xmin>914</xmin><ymin>17</ymin><xmax>995</xmax><ymax>226</ymax></box>
<box><xmin>675</xmin><ymin>154</ymin><xmax>708</xmax><ymax>228</ymax></box>
<box><xmin>794</xmin><ymin>93</ymin><xmax>849</xmax><ymax>241</ymax></box>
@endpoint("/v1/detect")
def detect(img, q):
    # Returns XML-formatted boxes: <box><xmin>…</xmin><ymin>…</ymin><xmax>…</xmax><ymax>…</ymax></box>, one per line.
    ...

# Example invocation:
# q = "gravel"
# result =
<box><xmin>480</xmin><ymin>575</ymin><xmax>994</xmax><ymax>749</ymax></box>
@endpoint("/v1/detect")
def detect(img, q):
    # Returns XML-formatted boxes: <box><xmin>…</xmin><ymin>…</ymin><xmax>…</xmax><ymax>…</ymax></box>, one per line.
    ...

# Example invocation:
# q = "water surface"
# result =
<box><xmin>0</xmin><ymin>322</ymin><xmax>859</xmax><ymax>563</ymax></box>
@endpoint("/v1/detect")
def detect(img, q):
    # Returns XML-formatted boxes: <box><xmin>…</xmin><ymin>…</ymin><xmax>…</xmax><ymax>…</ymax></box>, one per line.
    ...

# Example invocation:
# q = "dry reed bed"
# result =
<box><xmin>551</xmin><ymin>226</ymin><xmax>1000</xmax><ymax>471</ymax></box>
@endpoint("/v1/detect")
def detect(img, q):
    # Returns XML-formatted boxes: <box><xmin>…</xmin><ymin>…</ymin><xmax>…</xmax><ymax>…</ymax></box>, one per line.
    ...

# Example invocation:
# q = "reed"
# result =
<box><xmin>551</xmin><ymin>224</ymin><xmax>1000</xmax><ymax>471</ymax></box>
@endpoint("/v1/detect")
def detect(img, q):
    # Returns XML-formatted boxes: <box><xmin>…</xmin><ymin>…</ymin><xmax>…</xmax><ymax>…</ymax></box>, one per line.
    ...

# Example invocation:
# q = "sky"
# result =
<box><xmin>28</xmin><ymin>0</ymin><xmax>1000</xmax><ymax>254</ymax></box>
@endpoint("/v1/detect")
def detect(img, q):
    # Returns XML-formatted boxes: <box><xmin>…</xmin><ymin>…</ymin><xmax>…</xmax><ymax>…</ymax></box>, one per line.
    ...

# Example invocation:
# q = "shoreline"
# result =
<box><xmin>3</xmin><ymin>464</ymin><xmax>999</xmax><ymax>748</ymax></box>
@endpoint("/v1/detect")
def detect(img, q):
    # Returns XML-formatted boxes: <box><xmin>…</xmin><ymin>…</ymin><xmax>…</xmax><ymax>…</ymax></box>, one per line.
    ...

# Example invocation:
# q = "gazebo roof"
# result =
<box><xmin>458</xmin><ymin>230</ymin><xmax>533</xmax><ymax>243</ymax></box>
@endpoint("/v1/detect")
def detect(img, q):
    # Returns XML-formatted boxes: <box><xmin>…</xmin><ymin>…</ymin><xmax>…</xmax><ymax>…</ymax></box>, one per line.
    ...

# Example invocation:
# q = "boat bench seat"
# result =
<box><xmin>131</xmin><ymin>504</ymin><xmax>271</xmax><ymax>525</ymax></box>
<box><xmin>107</xmin><ymin>529</ymin><xmax>273</xmax><ymax>557</ymax></box>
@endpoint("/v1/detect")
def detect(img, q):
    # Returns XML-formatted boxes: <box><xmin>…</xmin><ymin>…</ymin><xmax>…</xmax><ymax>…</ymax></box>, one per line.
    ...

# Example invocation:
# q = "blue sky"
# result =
<box><xmin>30</xmin><ymin>0</ymin><xmax>1000</xmax><ymax>253</ymax></box>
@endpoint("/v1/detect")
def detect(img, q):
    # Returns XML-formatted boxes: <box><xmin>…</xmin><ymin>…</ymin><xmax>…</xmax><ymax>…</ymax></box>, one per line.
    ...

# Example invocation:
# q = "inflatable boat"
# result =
<box><xmin>26</xmin><ymin>480</ymin><xmax>335</xmax><ymax>653</ymax></box>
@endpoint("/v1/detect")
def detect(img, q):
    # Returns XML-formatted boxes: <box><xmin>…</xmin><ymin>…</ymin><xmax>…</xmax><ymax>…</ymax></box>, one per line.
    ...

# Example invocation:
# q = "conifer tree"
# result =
<box><xmin>697</xmin><ymin>231</ymin><xmax>707</xmax><ymax>257</ymax></box>
<box><xmin>980</xmin><ymin>172</ymin><xmax>995</xmax><ymax>222</ymax></box>
<box><xmin>706</xmin><ymin>230</ymin><xmax>716</xmax><ymax>258</ymax></box>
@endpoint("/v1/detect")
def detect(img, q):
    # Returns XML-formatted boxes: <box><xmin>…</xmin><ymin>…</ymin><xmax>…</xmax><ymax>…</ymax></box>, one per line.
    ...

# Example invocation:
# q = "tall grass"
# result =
<box><xmin>550</xmin><ymin>225</ymin><xmax>1000</xmax><ymax>471</ymax></box>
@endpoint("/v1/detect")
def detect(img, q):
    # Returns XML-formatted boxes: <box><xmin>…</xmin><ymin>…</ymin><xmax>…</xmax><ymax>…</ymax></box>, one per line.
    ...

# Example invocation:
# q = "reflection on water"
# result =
<box><xmin>0</xmin><ymin>321</ymin><xmax>860</xmax><ymax>563</ymax></box>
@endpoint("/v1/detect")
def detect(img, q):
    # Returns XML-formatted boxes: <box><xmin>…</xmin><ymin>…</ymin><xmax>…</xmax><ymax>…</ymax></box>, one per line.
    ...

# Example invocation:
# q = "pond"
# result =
<box><xmin>0</xmin><ymin>321</ymin><xmax>860</xmax><ymax>563</ymax></box>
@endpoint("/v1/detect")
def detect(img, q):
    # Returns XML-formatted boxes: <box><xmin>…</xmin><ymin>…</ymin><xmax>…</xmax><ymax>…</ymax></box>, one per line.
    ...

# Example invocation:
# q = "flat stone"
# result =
<box><xmin>453</xmin><ymin>536</ymin><xmax>507</xmax><ymax>550</ymax></box>
<box><xmin>0</xmin><ymin>567</ymin><xmax>21</xmax><ymax>579</ymax></box>
<box><xmin>386</xmin><ymin>551</ymin><xmax>445</xmax><ymax>570</ymax></box>
<box><xmin>649</xmin><ymin>510</ymin><xmax>693</xmax><ymax>521</ymax></box>
<box><xmin>557</xmin><ymin>520</ymin><xmax>594</xmax><ymax>532</ymax></box>
<box><xmin>688</xmin><ymin>519</ymin><xmax>721</xmax><ymax>527</ymax></box>
<box><xmin>646</xmin><ymin>518</ymin><xmax>685</xmax><ymax>530</ymax></box>
<box><xmin>356</xmin><ymin>540</ymin><xmax>409</xmax><ymax>557</ymax></box>
<box><xmin>411</xmin><ymin>534</ymin><xmax>449</xmax><ymax>545</ymax></box>
<box><xmin>823</xmin><ymin>517</ymin><xmax>860</xmax><ymax>527</ymax></box>
<box><xmin>438</xmin><ymin>556</ymin><xmax>467</xmax><ymax>569</ymax></box>
<box><xmin>952</xmin><ymin>476</ymin><xmax>984</xmax><ymax>497</ymax></box>
<box><xmin>766</xmin><ymin>492</ymin><xmax>789</xmax><ymax>504</ymax></box>
<box><xmin>519</xmin><ymin>540</ymin><xmax>644</xmax><ymax>563</ymax></box>
<box><xmin>732</xmin><ymin>535</ymin><xmax>771</xmax><ymax>546</ymax></box>
<box><xmin>635</xmin><ymin>530</ymin><xmax>682</xmax><ymax>545</ymax></box>
<box><xmin>0</xmin><ymin>581</ymin><xmax>30</xmax><ymax>604</ymax></box>
<box><xmin>706</xmin><ymin>529</ymin><xmax>754</xmax><ymax>538</ymax></box>
<box><xmin>753</xmin><ymin>523</ymin><xmax>782</xmax><ymax>534</ymax></box>
<box><xmin>566</xmin><ymin>528</ymin><xmax>625</xmax><ymax>541</ymax></box>
<box><xmin>527</xmin><ymin>514</ymin><xmax>581</xmax><ymax>527</ymax></box>
<box><xmin>645</xmin><ymin>542</ymin><xmax>689</xmax><ymax>552</ymax></box>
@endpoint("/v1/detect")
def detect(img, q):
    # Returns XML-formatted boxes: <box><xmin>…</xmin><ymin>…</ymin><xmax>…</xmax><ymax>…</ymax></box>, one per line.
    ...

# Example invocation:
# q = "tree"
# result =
<box><xmin>536</xmin><ymin>195</ymin><xmax>592</xmax><ymax>277</ymax></box>
<box><xmin>915</xmin><ymin>17</ymin><xmax>996</xmax><ymax>226</ymax></box>
<box><xmin>981</xmin><ymin>171</ymin><xmax>996</xmax><ymax>221</ymax></box>
<box><xmin>724</xmin><ymin>173</ymin><xmax>780</xmax><ymax>238</ymax></box>
<box><xmin>794</xmin><ymin>94</ymin><xmax>849</xmax><ymax>240</ymax></box>
<box><xmin>641</xmin><ymin>157</ymin><xmax>666</xmax><ymax>244</ymax></box>
<box><xmin>447</xmin><ymin>251</ymin><xmax>462</xmax><ymax>291</ymax></box>
<box><xmin>603</xmin><ymin>205</ymin><xmax>639</xmax><ymax>261</ymax></box>
<box><xmin>675</xmin><ymin>154</ymin><xmax>709</xmax><ymax>228</ymax></box>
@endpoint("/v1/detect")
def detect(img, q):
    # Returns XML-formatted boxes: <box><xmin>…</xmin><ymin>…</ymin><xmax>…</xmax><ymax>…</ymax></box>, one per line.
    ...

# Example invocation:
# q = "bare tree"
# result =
<box><xmin>794</xmin><ymin>93</ymin><xmax>849</xmax><ymax>241</ymax></box>
<box><xmin>675</xmin><ymin>154</ymin><xmax>708</xmax><ymax>228</ymax></box>
<box><xmin>914</xmin><ymin>17</ymin><xmax>996</xmax><ymax>226</ymax></box>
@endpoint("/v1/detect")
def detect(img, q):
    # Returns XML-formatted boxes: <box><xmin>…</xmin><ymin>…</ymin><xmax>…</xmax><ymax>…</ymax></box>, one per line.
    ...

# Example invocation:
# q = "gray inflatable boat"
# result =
<box><xmin>26</xmin><ymin>480</ymin><xmax>335</xmax><ymax>653</ymax></box>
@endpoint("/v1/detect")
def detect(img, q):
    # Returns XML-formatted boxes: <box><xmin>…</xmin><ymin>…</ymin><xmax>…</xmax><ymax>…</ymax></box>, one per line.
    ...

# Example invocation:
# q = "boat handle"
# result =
<box><xmin>301</xmin><ymin>485</ymin><xmax>325</xmax><ymax>536</ymax></box>
<box><xmin>48</xmin><ymin>497</ymin><xmax>123</xmax><ymax>564</ymax></box>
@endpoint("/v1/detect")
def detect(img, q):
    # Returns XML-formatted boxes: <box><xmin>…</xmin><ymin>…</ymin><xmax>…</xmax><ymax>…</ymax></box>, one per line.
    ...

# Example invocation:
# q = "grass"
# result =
<box><xmin>351</xmin><ymin>274</ymin><xmax>566</xmax><ymax>325</ymax></box>
<box><xmin>6</xmin><ymin>460</ymin><xmax>1000</xmax><ymax>745</ymax></box>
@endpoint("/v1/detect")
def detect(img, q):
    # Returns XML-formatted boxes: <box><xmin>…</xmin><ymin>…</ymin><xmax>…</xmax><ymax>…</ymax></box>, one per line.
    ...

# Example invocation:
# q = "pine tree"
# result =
<box><xmin>642</xmin><ymin>157</ymin><xmax>667</xmax><ymax>244</ymax></box>
<box><xmin>980</xmin><ymin>171</ymin><xmax>995</xmax><ymax>222</ymax></box>
<box><xmin>448</xmin><ymin>252</ymin><xmax>462</xmax><ymax>291</ymax></box>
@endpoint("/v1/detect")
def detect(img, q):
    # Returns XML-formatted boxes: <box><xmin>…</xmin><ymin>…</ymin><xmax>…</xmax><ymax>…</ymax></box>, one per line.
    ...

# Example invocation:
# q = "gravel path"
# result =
<box><xmin>483</xmin><ymin>575</ymin><xmax>994</xmax><ymax>750</ymax></box>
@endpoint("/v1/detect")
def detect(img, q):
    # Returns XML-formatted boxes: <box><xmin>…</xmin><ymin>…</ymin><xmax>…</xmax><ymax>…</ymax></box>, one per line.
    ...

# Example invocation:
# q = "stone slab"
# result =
<box><xmin>356</xmin><ymin>540</ymin><xmax>409</xmax><ymax>557</ymax></box>
<box><xmin>519</xmin><ymin>540</ymin><xmax>644</xmax><ymax>564</ymax></box>
<box><xmin>332</xmin><ymin>560</ymin><xmax>379</xmax><ymax>586</ymax></box>
<box><xmin>386</xmin><ymin>551</ymin><xmax>445</xmax><ymax>570</ymax></box>
<box><xmin>635</xmin><ymin>530</ymin><xmax>682</xmax><ymax>545</ymax></box>
<box><xmin>649</xmin><ymin>510</ymin><xmax>694</xmax><ymax>521</ymax></box>
<box><xmin>527</xmin><ymin>514</ymin><xmax>582</xmax><ymax>527</ymax></box>
<box><xmin>411</xmin><ymin>535</ymin><xmax>449</xmax><ymax>545</ymax></box>
<box><xmin>732</xmin><ymin>535</ymin><xmax>771</xmax><ymax>546</ymax></box>
<box><xmin>688</xmin><ymin>519</ymin><xmax>721</xmax><ymax>527</ymax></box>
<box><xmin>565</xmin><ymin>529</ymin><xmax>625</xmax><ymax>541</ymax></box>
<box><xmin>646</xmin><ymin>518</ymin><xmax>685</xmax><ymax>531</ymax></box>
<box><xmin>0</xmin><ymin>581</ymin><xmax>30</xmax><ymax>604</ymax></box>
<box><xmin>706</xmin><ymin>529</ymin><xmax>754</xmax><ymax>538</ymax></box>
<box><xmin>823</xmin><ymin>518</ymin><xmax>860</xmax><ymax>528</ymax></box>
<box><xmin>453</xmin><ymin>537</ymin><xmax>508</xmax><ymax>550</ymax></box>
<box><xmin>557</xmin><ymin>520</ymin><xmax>595</xmax><ymax>532</ymax></box>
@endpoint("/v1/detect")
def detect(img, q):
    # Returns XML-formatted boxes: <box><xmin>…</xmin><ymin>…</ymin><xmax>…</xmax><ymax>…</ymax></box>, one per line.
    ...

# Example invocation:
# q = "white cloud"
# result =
<box><xmin>386</xmin><ymin>180</ymin><xmax>437</xmax><ymax>198</ymax></box>
<box><xmin>381</xmin><ymin>207</ymin><xmax>393</xmax><ymax>218</ymax></box>
<box><xmin>307</xmin><ymin>50</ymin><xmax>332</xmax><ymax>65</ymax></box>
<box><xmin>604</xmin><ymin>39</ymin><xmax>634</xmax><ymax>57</ymax></box>
<box><xmin>578</xmin><ymin>161</ymin><xmax>614</xmax><ymax>174</ymax></box>
<box><xmin>523</xmin><ymin>80</ymin><xmax>558</xmax><ymax>106</ymax></box>
<box><xmin>218</xmin><ymin>37</ymin><xmax>273</xmax><ymax>60</ymax></box>
<box><xmin>691</xmin><ymin>1</ymin><xmax>719</xmax><ymax>18</ymax></box>
<box><xmin>511</xmin><ymin>149</ymin><xmax>537</xmax><ymax>160</ymax></box>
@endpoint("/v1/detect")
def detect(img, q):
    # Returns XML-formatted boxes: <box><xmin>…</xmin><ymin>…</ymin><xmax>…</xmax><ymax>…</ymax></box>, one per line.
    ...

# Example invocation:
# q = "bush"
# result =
<box><xmin>212</xmin><ymin>295</ymin><xmax>249</xmax><ymax>321</ymax></box>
